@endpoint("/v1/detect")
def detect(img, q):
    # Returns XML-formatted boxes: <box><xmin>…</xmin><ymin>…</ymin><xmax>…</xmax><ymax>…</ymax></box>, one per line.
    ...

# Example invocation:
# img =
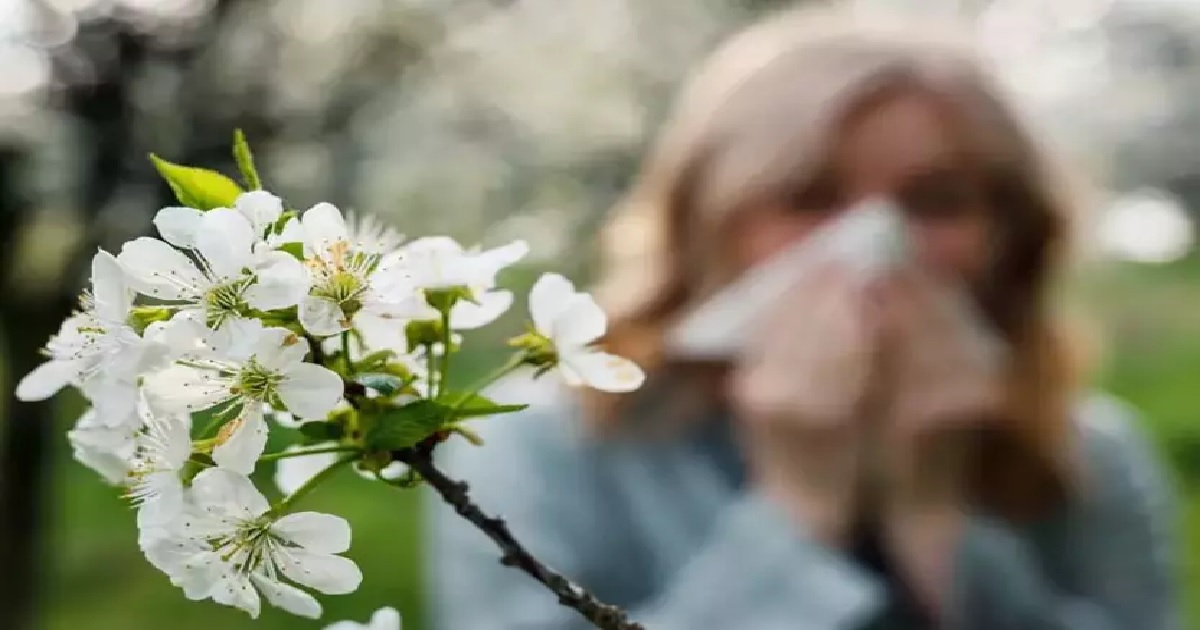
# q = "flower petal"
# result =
<box><xmin>189</xmin><ymin>467</ymin><xmax>271</xmax><ymax>517</ymax></box>
<box><xmin>90</xmin><ymin>249</ymin><xmax>133</xmax><ymax>322</ymax></box>
<box><xmin>273</xmin><ymin>446</ymin><xmax>339</xmax><ymax>496</ymax></box>
<box><xmin>300</xmin><ymin>296</ymin><xmax>347</xmax><ymax>337</ymax></box>
<box><xmin>551</xmin><ymin>292</ymin><xmax>607</xmax><ymax>346</ymax></box>
<box><xmin>154</xmin><ymin>206</ymin><xmax>204</xmax><ymax>248</ymax></box>
<box><xmin>211</xmin><ymin>572</ymin><xmax>262</xmax><ymax>619</ymax></box>
<box><xmin>16</xmin><ymin>359</ymin><xmax>82</xmax><ymax>401</ymax></box>
<box><xmin>528</xmin><ymin>273</ymin><xmax>576</xmax><ymax>336</ymax></box>
<box><xmin>195</xmin><ymin>208</ymin><xmax>257</xmax><ymax>281</ymax></box>
<box><xmin>276</xmin><ymin>549</ymin><xmax>362</xmax><ymax>595</ymax></box>
<box><xmin>302</xmin><ymin>202</ymin><xmax>349</xmax><ymax>253</ymax></box>
<box><xmin>559</xmin><ymin>350</ymin><xmax>645</xmax><ymax>393</ymax></box>
<box><xmin>117</xmin><ymin>237</ymin><xmax>207</xmax><ymax>301</ymax></box>
<box><xmin>250</xmin><ymin>573</ymin><xmax>321</xmax><ymax>619</ymax></box>
<box><xmin>211</xmin><ymin>407</ymin><xmax>270</xmax><ymax>476</ymax></box>
<box><xmin>245</xmin><ymin>252</ymin><xmax>309</xmax><ymax>311</ymax></box>
<box><xmin>143</xmin><ymin>364</ymin><xmax>230</xmax><ymax>414</ymax></box>
<box><xmin>272</xmin><ymin>511</ymin><xmax>352</xmax><ymax>554</ymax></box>
<box><xmin>474</xmin><ymin>240</ymin><xmax>529</xmax><ymax>285</ymax></box>
<box><xmin>450</xmin><ymin>290</ymin><xmax>512</xmax><ymax>330</ymax></box>
<box><xmin>278</xmin><ymin>363</ymin><xmax>343</xmax><ymax>420</ymax></box>
<box><xmin>234</xmin><ymin>191</ymin><xmax>284</xmax><ymax>235</ymax></box>
<box><xmin>135</xmin><ymin>473</ymin><xmax>185</xmax><ymax>529</ymax></box>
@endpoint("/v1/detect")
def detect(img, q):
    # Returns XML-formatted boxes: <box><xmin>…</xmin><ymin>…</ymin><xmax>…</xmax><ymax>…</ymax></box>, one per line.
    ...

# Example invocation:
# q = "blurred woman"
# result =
<box><xmin>427</xmin><ymin>6</ymin><xmax>1179</xmax><ymax>629</ymax></box>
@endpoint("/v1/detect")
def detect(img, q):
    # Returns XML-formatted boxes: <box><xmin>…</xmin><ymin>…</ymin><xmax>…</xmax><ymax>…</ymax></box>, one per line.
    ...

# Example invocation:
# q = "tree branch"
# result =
<box><xmin>393</xmin><ymin>439</ymin><xmax>644</xmax><ymax>630</ymax></box>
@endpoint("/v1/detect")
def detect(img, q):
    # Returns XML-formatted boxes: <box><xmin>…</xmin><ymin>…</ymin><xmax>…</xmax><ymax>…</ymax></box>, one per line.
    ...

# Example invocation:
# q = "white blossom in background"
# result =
<box><xmin>324</xmin><ymin>607</ymin><xmax>402</xmax><ymax>630</ymax></box>
<box><xmin>16</xmin><ymin>250</ymin><xmax>165</xmax><ymax>414</ymax></box>
<box><xmin>121</xmin><ymin>206</ymin><xmax>309</xmax><ymax>327</ymax></box>
<box><xmin>297</xmin><ymin>202</ymin><xmax>428</xmax><ymax>336</ymax></box>
<box><xmin>526</xmin><ymin>273</ymin><xmax>645</xmax><ymax>392</ymax></box>
<box><xmin>141</xmin><ymin>469</ymin><xmax>362</xmax><ymax>619</ymax></box>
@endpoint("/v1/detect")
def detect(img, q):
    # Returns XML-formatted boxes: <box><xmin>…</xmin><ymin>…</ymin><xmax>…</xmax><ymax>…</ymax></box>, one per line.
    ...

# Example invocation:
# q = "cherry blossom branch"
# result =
<box><xmin>393</xmin><ymin>438</ymin><xmax>645</xmax><ymax>630</ymax></box>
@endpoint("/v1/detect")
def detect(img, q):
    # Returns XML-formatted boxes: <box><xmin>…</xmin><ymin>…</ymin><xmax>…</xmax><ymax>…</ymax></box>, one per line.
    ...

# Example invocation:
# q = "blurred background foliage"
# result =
<box><xmin>1</xmin><ymin>0</ymin><xmax>1200</xmax><ymax>628</ymax></box>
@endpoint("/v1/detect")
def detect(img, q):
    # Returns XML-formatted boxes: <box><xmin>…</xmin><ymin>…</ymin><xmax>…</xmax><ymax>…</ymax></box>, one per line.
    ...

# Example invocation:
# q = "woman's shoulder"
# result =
<box><xmin>1071</xmin><ymin>392</ymin><xmax>1171</xmax><ymax>504</ymax></box>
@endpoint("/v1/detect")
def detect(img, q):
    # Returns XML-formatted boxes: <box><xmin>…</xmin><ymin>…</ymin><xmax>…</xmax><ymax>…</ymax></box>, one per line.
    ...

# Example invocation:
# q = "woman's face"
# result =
<box><xmin>731</xmin><ymin>88</ymin><xmax>995</xmax><ymax>285</ymax></box>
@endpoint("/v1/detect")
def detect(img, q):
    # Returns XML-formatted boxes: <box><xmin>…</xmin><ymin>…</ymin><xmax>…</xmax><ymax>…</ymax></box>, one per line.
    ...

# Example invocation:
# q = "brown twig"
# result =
<box><xmin>393</xmin><ymin>438</ymin><xmax>645</xmax><ymax>630</ymax></box>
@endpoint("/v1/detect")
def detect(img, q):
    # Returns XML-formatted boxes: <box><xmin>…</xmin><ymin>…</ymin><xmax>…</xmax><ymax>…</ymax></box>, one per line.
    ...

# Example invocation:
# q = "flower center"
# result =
<box><xmin>233</xmin><ymin>358</ymin><xmax>283</xmax><ymax>401</ymax></box>
<box><xmin>204</xmin><ymin>279</ymin><xmax>252</xmax><ymax>328</ymax></box>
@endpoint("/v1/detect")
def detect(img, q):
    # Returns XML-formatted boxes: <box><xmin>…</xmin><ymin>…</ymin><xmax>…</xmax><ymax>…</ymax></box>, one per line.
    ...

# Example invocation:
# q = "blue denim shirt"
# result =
<box><xmin>425</xmin><ymin>378</ymin><xmax>1180</xmax><ymax>630</ymax></box>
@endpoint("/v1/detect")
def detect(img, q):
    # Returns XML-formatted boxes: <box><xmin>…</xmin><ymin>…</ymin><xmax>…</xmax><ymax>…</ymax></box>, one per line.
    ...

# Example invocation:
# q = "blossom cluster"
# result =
<box><xmin>16</xmin><ymin>140</ymin><xmax>644</xmax><ymax>621</ymax></box>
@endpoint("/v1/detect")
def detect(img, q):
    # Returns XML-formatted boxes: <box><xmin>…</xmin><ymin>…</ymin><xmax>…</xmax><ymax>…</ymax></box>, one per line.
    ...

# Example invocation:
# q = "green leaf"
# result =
<box><xmin>354</xmin><ymin>349</ymin><xmax>397</xmax><ymax>373</ymax></box>
<box><xmin>298</xmin><ymin>421</ymin><xmax>345</xmax><ymax>443</ymax></box>
<box><xmin>232</xmin><ymin>129</ymin><xmax>262</xmax><ymax>190</ymax></box>
<box><xmin>355</xmin><ymin>373</ymin><xmax>405</xmax><ymax>396</ymax></box>
<box><xmin>440</xmin><ymin>392</ymin><xmax>529</xmax><ymax>420</ymax></box>
<box><xmin>150</xmin><ymin>154</ymin><xmax>243</xmax><ymax>210</ymax></box>
<box><xmin>272</xmin><ymin>210</ymin><xmax>298</xmax><ymax>235</ymax></box>
<box><xmin>364</xmin><ymin>400</ymin><xmax>446</xmax><ymax>451</ymax></box>
<box><xmin>278</xmin><ymin>242</ymin><xmax>306</xmax><ymax>261</ymax></box>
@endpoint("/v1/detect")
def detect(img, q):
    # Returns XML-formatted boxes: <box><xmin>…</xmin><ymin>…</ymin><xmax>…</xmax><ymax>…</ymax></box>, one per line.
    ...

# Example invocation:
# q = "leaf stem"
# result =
<box><xmin>448</xmin><ymin>352</ymin><xmax>527</xmax><ymax>415</ymax></box>
<box><xmin>437</xmin><ymin>310</ymin><xmax>452</xmax><ymax>398</ymax></box>
<box><xmin>273</xmin><ymin>454</ymin><xmax>356</xmax><ymax>515</ymax></box>
<box><xmin>341</xmin><ymin>331</ymin><xmax>355</xmax><ymax>376</ymax></box>
<box><xmin>259</xmin><ymin>445</ymin><xmax>362</xmax><ymax>463</ymax></box>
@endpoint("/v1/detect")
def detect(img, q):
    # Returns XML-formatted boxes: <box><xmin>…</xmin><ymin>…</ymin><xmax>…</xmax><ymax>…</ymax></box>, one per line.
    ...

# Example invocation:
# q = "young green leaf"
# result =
<box><xmin>150</xmin><ymin>154</ymin><xmax>243</xmax><ymax>210</ymax></box>
<box><xmin>364</xmin><ymin>400</ymin><xmax>447</xmax><ymax>451</ymax></box>
<box><xmin>441</xmin><ymin>392</ymin><xmax>529</xmax><ymax>420</ymax></box>
<box><xmin>232</xmin><ymin>129</ymin><xmax>262</xmax><ymax>190</ymax></box>
<box><xmin>278</xmin><ymin>242</ymin><xmax>306</xmax><ymax>261</ymax></box>
<box><xmin>298</xmin><ymin>421</ymin><xmax>345</xmax><ymax>444</ymax></box>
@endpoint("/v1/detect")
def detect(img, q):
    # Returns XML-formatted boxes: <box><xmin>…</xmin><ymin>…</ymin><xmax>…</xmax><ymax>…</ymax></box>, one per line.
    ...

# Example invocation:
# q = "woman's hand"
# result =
<box><xmin>874</xmin><ymin>268</ymin><xmax>1004</xmax><ymax>609</ymax></box>
<box><xmin>730</xmin><ymin>264</ymin><xmax>880</xmax><ymax>545</ymax></box>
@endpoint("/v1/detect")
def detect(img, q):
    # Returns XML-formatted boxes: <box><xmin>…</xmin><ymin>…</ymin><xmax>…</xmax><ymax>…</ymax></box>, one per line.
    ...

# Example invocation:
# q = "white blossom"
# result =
<box><xmin>67</xmin><ymin>407</ymin><xmax>139</xmax><ymax>485</ymax></box>
<box><xmin>126</xmin><ymin>400</ymin><xmax>194</xmax><ymax>529</ymax></box>
<box><xmin>141</xmin><ymin>469</ymin><xmax>361</xmax><ymax>619</ymax></box>
<box><xmin>297</xmin><ymin>203</ymin><xmax>427</xmax><ymax>337</ymax></box>
<box><xmin>154</xmin><ymin>191</ymin><xmax>287</xmax><ymax>249</ymax></box>
<box><xmin>399</xmin><ymin>236</ymin><xmax>528</xmax><ymax>329</ymax></box>
<box><xmin>118</xmin><ymin>207</ymin><xmax>309</xmax><ymax>331</ymax></box>
<box><xmin>528</xmin><ymin>273</ymin><xmax>645</xmax><ymax>392</ymax></box>
<box><xmin>143</xmin><ymin>320</ymin><xmax>342</xmax><ymax>473</ymax></box>
<box><xmin>17</xmin><ymin>251</ymin><xmax>166</xmax><ymax>414</ymax></box>
<box><xmin>324</xmin><ymin>607</ymin><xmax>402</xmax><ymax>630</ymax></box>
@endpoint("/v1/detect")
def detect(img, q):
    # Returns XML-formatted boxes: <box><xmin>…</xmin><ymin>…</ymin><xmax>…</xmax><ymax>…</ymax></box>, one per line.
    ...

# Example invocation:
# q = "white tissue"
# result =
<box><xmin>666</xmin><ymin>198</ymin><xmax>909</xmax><ymax>360</ymax></box>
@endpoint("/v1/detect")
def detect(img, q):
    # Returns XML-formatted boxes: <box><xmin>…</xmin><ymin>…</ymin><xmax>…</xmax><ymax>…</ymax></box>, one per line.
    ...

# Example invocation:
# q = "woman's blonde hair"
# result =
<box><xmin>585</xmin><ymin>6</ymin><xmax>1090</xmax><ymax>520</ymax></box>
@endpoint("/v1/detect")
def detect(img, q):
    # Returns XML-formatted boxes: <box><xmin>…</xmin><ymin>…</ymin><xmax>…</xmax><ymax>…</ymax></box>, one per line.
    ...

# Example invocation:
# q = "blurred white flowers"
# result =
<box><xmin>525</xmin><ymin>273</ymin><xmax>645</xmax><ymax>392</ymax></box>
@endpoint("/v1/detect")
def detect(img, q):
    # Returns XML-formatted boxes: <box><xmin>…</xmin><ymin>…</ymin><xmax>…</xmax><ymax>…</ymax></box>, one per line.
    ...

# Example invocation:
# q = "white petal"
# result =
<box><xmin>278</xmin><ymin>363</ymin><xmax>343</xmax><ymax>420</ymax></box>
<box><xmin>143</xmin><ymin>364</ymin><xmax>231</xmax><ymax>414</ymax></box>
<box><xmin>140</xmin><ymin>531</ymin><xmax>209</xmax><ymax>580</ymax></box>
<box><xmin>559</xmin><ymin>350</ymin><xmax>645</xmax><ymax>393</ymax></box>
<box><xmin>250</xmin><ymin>573</ymin><xmax>321</xmax><ymax>619</ymax></box>
<box><xmin>276</xmin><ymin>549</ymin><xmax>362</xmax><ymax>595</ymax></box>
<box><xmin>90</xmin><ymin>249</ymin><xmax>133</xmax><ymax>322</ymax></box>
<box><xmin>245</xmin><ymin>252</ymin><xmax>310</xmax><ymax>311</ymax></box>
<box><xmin>154</xmin><ymin>206</ymin><xmax>204</xmax><ymax>248</ymax></box>
<box><xmin>551</xmin><ymin>292</ymin><xmax>607</xmax><ymax>346</ymax></box>
<box><xmin>211</xmin><ymin>407</ymin><xmax>270</xmax><ymax>475</ymax></box>
<box><xmin>67</xmin><ymin>411</ymin><xmax>136</xmax><ymax>484</ymax></box>
<box><xmin>272</xmin><ymin>511</ymin><xmax>352</xmax><ymax>553</ymax></box>
<box><xmin>302</xmin><ymin>202</ymin><xmax>349</xmax><ymax>251</ymax></box>
<box><xmin>16</xmin><ymin>359</ymin><xmax>82</xmax><ymax>401</ymax></box>
<box><xmin>190</xmin><ymin>467</ymin><xmax>271</xmax><ymax>517</ymax></box>
<box><xmin>528</xmin><ymin>273</ymin><xmax>577</xmax><ymax>336</ymax></box>
<box><xmin>300</xmin><ymin>295</ymin><xmax>348</xmax><ymax>337</ymax></box>
<box><xmin>135</xmin><ymin>474</ymin><xmax>185</xmax><ymax>529</ymax></box>
<box><xmin>474</xmin><ymin>240</ymin><xmax>529</xmax><ymax>284</ymax></box>
<box><xmin>273</xmin><ymin>446</ymin><xmax>338</xmax><ymax>496</ymax></box>
<box><xmin>195</xmin><ymin>208</ymin><xmax>257</xmax><ymax>280</ymax></box>
<box><xmin>247</xmin><ymin>326</ymin><xmax>306</xmax><ymax>371</ymax></box>
<box><xmin>210</xmin><ymin>316</ymin><xmax>266</xmax><ymax>362</ymax></box>
<box><xmin>211</xmin><ymin>573</ymin><xmax>262</xmax><ymax>619</ymax></box>
<box><xmin>117</xmin><ymin>237</ymin><xmax>207</xmax><ymax>301</ymax></box>
<box><xmin>234</xmin><ymin>191</ymin><xmax>284</xmax><ymax>235</ymax></box>
<box><xmin>450</xmin><ymin>290</ymin><xmax>512</xmax><ymax>330</ymax></box>
<box><xmin>371</xmin><ymin>607</ymin><xmax>403</xmax><ymax>630</ymax></box>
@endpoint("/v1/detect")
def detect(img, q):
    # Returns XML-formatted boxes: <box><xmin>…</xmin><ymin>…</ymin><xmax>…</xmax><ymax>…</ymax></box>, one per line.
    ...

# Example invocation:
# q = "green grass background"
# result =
<box><xmin>32</xmin><ymin>258</ymin><xmax>1200</xmax><ymax>629</ymax></box>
